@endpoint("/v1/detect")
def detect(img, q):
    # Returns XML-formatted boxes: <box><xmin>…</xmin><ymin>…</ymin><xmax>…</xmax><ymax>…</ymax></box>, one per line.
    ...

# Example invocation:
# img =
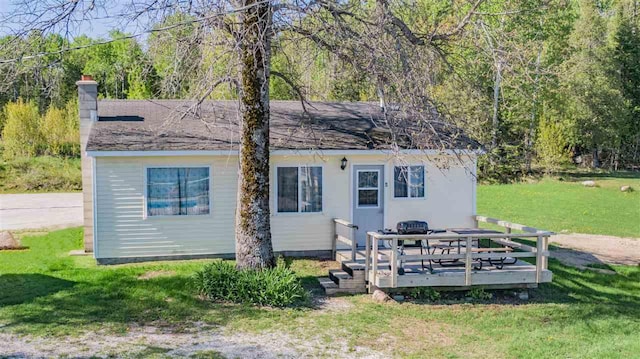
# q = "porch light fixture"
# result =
<box><xmin>340</xmin><ymin>157</ymin><xmax>348</xmax><ymax>171</ymax></box>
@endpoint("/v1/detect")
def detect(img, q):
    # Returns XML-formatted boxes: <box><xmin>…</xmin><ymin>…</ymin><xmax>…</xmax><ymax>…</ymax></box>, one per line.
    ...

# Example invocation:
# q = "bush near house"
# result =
<box><xmin>193</xmin><ymin>258</ymin><xmax>308</xmax><ymax>307</ymax></box>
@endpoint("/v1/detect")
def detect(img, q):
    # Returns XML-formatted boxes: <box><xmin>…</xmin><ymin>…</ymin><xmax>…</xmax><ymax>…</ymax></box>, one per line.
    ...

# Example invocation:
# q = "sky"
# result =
<box><xmin>0</xmin><ymin>0</ymin><xmax>140</xmax><ymax>39</ymax></box>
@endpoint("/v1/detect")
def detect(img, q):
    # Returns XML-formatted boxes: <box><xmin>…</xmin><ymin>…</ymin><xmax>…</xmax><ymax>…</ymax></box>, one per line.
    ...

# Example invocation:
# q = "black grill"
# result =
<box><xmin>396</xmin><ymin>220</ymin><xmax>430</xmax><ymax>235</ymax></box>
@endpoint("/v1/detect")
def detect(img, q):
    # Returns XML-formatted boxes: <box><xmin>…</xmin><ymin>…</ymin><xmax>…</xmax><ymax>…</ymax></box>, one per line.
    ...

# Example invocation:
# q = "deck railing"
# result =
<box><xmin>365</xmin><ymin>223</ymin><xmax>553</xmax><ymax>292</ymax></box>
<box><xmin>474</xmin><ymin>215</ymin><xmax>554</xmax><ymax>235</ymax></box>
<box><xmin>332</xmin><ymin>218</ymin><xmax>358</xmax><ymax>261</ymax></box>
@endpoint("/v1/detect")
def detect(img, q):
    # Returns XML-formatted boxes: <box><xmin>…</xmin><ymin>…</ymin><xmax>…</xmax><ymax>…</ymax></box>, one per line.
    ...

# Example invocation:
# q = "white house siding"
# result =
<box><xmin>94</xmin><ymin>156</ymin><xmax>237</xmax><ymax>259</ymax></box>
<box><xmin>94</xmin><ymin>153</ymin><xmax>477</xmax><ymax>260</ymax></box>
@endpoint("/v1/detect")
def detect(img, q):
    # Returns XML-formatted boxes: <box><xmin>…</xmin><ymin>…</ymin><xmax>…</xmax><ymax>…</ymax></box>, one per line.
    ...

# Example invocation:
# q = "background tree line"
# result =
<box><xmin>0</xmin><ymin>0</ymin><xmax>638</xmax><ymax>181</ymax></box>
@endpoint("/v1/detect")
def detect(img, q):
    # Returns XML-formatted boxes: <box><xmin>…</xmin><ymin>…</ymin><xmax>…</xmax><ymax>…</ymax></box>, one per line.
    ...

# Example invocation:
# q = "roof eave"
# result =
<box><xmin>86</xmin><ymin>148</ymin><xmax>484</xmax><ymax>157</ymax></box>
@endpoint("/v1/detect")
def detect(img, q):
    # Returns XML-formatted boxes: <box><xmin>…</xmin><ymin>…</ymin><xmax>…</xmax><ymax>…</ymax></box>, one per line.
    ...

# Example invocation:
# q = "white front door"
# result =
<box><xmin>352</xmin><ymin>165</ymin><xmax>384</xmax><ymax>247</ymax></box>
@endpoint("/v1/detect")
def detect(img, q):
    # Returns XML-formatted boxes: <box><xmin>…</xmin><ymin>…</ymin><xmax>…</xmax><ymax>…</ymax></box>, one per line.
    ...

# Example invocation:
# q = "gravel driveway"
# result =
<box><xmin>550</xmin><ymin>233</ymin><xmax>640</xmax><ymax>268</ymax></box>
<box><xmin>0</xmin><ymin>193</ymin><xmax>83</xmax><ymax>231</ymax></box>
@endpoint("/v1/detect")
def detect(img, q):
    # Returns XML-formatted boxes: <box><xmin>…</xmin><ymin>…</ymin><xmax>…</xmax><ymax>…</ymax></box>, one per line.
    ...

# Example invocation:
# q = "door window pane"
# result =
<box><xmin>358</xmin><ymin>189</ymin><xmax>379</xmax><ymax>207</ymax></box>
<box><xmin>358</xmin><ymin>170</ymin><xmax>379</xmax><ymax>207</ymax></box>
<box><xmin>277</xmin><ymin>167</ymin><xmax>298</xmax><ymax>212</ymax></box>
<box><xmin>358</xmin><ymin>171</ymin><xmax>379</xmax><ymax>188</ymax></box>
<box><xmin>147</xmin><ymin>167</ymin><xmax>210</xmax><ymax>216</ymax></box>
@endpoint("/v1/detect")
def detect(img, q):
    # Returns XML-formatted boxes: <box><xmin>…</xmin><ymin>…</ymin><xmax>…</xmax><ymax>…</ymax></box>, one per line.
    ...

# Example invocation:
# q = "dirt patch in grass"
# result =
<box><xmin>389</xmin><ymin>319</ymin><xmax>457</xmax><ymax>353</ymax></box>
<box><xmin>0</xmin><ymin>322</ymin><xmax>386</xmax><ymax>359</ymax></box>
<box><xmin>137</xmin><ymin>270</ymin><xmax>177</xmax><ymax>280</ymax></box>
<box><xmin>311</xmin><ymin>295</ymin><xmax>355</xmax><ymax>313</ymax></box>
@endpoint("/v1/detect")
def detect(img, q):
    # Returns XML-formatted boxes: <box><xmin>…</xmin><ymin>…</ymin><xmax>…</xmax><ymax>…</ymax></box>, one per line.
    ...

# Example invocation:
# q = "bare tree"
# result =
<box><xmin>0</xmin><ymin>0</ymin><xmax>486</xmax><ymax>269</ymax></box>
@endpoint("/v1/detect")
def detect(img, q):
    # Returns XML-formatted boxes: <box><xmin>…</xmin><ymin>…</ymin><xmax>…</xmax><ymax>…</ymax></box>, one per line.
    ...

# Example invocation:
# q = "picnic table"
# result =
<box><xmin>435</xmin><ymin>228</ymin><xmax>516</xmax><ymax>269</ymax></box>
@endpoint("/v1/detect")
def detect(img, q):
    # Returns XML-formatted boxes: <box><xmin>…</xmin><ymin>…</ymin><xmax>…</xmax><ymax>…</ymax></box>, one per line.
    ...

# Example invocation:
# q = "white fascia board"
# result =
<box><xmin>86</xmin><ymin>149</ymin><xmax>483</xmax><ymax>157</ymax></box>
<box><xmin>86</xmin><ymin>150</ymin><xmax>237</xmax><ymax>157</ymax></box>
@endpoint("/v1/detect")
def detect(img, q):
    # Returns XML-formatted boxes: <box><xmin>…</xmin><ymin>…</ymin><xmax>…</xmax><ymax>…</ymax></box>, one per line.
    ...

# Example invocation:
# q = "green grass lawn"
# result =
<box><xmin>478</xmin><ymin>172</ymin><xmax>640</xmax><ymax>238</ymax></box>
<box><xmin>1</xmin><ymin>228</ymin><xmax>639</xmax><ymax>358</ymax></box>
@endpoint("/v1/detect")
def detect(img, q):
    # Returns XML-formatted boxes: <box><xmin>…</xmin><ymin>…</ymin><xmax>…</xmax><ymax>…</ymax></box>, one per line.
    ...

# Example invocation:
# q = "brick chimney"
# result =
<box><xmin>77</xmin><ymin>75</ymin><xmax>98</xmax><ymax>253</ymax></box>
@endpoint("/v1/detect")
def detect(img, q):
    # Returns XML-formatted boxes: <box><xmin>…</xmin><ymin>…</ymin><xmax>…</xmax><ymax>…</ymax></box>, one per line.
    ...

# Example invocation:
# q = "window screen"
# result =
<box><xmin>277</xmin><ymin>167</ymin><xmax>298</xmax><ymax>212</ymax></box>
<box><xmin>277</xmin><ymin>166</ymin><xmax>323</xmax><ymax>213</ymax></box>
<box><xmin>147</xmin><ymin>167</ymin><xmax>210</xmax><ymax>216</ymax></box>
<box><xmin>394</xmin><ymin>166</ymin><xmax>425</xmax><ymax>198</ymax></box>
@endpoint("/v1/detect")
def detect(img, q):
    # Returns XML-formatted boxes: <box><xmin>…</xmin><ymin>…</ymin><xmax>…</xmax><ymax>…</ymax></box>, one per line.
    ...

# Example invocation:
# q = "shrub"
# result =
<box><xmin>64</xmin><ymin>100</ymin><xmax>80</xmax><ymax>157</ymax></box>
<box><xmin>40</xmin><ymin>106</ymin><xmax>67</xmax><ymax>156</ymax></box>
<box><xmin>0</xmin><ymin>107</ymin><xmax>5</xmax><ymax>135</ymax></box>
<box><xmin>40</xmin><ymin>101</ymin><xmax>79</xmax><ymax>156</ymax></box>
<box><xmin>193</xmin><ymin>258</ymin><xmax>308</xmax><ymax>307</ymax></box>
<box><xmin>2</xmin><ymin>100</ymin><xmax>43</xmax><ymax>159</ymax></box>
<box><xmin>478</xmin><ymin>145</ymin><xmax>526</xmax><ymax>184</ymax></box>
<box><xmin>536</xmin><ymin>117</ymin><xmax>572</xmax><ymax>173</ymax></box>
<box><xmin>469</xmin><ymin>288</ymin><xmax>492</xmax><ymax>301</ymax></box>
<box><xmin>409</xmin><ymin>287</ymin><xmax>441</xmax><ymax>302</ymax></box>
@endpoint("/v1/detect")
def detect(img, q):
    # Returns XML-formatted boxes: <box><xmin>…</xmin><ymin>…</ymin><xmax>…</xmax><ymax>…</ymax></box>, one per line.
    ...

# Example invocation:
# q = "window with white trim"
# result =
<box><xmin>393</xmin><ymin>166</ymin><xmax>425</xmax><ymax>198</ymax></box>
<box><xmin>277</xmin><ymin>166</ymin><xmax>323</xmax><ymax>213</ymax></box>
<box><xmin>146</xmin><ymin>167</ymin><xmax>210</xmax><ymax>216</ymax></box>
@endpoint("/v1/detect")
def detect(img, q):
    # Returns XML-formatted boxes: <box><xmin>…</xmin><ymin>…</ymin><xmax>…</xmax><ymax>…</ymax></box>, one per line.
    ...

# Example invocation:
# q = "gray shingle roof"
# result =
<box><xmin>86</xmin><ymin>100</ymin><xmax>479</xmax><ymax>152</ymax></box>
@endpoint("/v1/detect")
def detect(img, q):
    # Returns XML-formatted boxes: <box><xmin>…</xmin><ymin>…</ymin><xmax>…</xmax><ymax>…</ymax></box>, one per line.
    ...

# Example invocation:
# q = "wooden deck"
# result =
<box><xmin>321</xmin><ymin>216</ymin><xmax>554</xmax><ymax>295</ymax></box>
<box><xmin>336</xmin><ymin>249</ymin><xmax>552</xmax><ymax>289</ymax></box>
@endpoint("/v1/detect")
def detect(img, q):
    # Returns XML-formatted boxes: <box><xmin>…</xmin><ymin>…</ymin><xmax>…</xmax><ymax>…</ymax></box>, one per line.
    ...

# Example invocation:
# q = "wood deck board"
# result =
<box><xmin>374</xmin><ymin>269</ymin><xmax>553</xmax><ymax>288</ymax></box>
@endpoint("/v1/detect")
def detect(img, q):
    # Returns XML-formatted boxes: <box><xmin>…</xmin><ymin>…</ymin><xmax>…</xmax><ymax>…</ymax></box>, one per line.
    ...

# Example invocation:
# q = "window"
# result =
<box><xmin>357</xmin><ymin>170</ymin><xmax>380</xmax><ymax>207</ymax></box>
<box><xmin>146</xmin><ymin>167</ymin><xmax>210</xmax><ymax>216</ymax></box>
<box><xmin>394</xmin><ymin>166</ymin><xmax>425</xmax><ymax>198</ymax></box>
<box><xmin>277</xmin><ymin>166</ymin><xmax>322</xmax><ymax>213</ymax></box>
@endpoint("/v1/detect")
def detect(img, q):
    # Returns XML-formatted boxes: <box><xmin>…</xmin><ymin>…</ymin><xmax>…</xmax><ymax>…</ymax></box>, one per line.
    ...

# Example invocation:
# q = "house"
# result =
<box><xmin>77</xmin><ymin>78</ymin><xmax>482</xmax><ymax>264</ymax></box>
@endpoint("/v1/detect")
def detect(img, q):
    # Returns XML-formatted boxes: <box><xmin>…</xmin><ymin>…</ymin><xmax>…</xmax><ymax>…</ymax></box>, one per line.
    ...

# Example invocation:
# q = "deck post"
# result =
<box><xmin>372</xmin><ymin>232</ymin><xmax>378</xmax><ymax>291</ymax></box>
<box><xmin>536</xmin><ymin>235</ymin><xmax>543</xmax><ymax>283</ymax></box>
<box><xmin>351</xmin><ymin>226</ymin><xmax>357</xmax><ymax>261</ymax></box>
<box><xmin>365</xmin><ymin>232</ymin><xmax>371</xmax><ymax>286</ymax></box>
<box><xmin>542</xmin><ymin>235</ymin><xmax>549</xmax><ymax>270</ymax></box>
<box><xmin>391</xmin><ymin>237</ymin><xmax>398</xmax><ymax>288</ymax></box>
<box><xmin>331</xmin><ymin>220</ymin><xmax>337</xmax><ymax>260</ymax></box>
<box><xmin>464</xmin><ymin>236</ymin><xmax>472</xmax><ymax>286</ymax></box>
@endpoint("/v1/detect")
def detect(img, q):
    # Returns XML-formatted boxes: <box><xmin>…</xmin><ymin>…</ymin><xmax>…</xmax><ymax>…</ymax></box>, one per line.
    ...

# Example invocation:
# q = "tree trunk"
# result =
<box><xmin>592</xmin><ymin>147</ymin><xmax>600</xmax><ymax>168</ymax></box>
<box><xmin>491</xmin><ymin>59</ymin><xmax>502</xmax><ymax>150</ymax></box>
<box><xmin>235</xmin><ymin>0</ymin><xmax>276</xmax><ymax>270</ymax></box>
<box><xmin>525</xmin><ymin>46</ymin><xmax>543</xmax><ymax>173</ymax></box>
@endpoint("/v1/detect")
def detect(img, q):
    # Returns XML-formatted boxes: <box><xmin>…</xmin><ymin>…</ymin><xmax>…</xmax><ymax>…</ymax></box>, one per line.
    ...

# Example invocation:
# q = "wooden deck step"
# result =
<box><xmin>318</xmin><ymin>277</ymin><xmax>366</xmax><ymax>296</ymax></box>
<box><xmin>341</xmin><ymin>261</ymin><xmax>366</xmax><ymax>280</ymax></box>
<box><xmin>329</xmin><ymin>269</ymin><xmax>356</xmax><ymax>286</ymax></box>
<box><xmin>318</xmin><ymin>277</ymin><xmax>340</xmax><ymax>295</ymax></box>
<box><xmin>328</xmin><ymin>269</ymin><xmax>350</xmax><ymax>282</ymax></box>
<box><xmin>341</xmin><ymin>260</ymin><xmax>366</xmax><ymax>271</ymax></box>
<box><xmin>329</xmin><ymin>269</ymin><xmax>366</xmax><ymax>290</ymax></box>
